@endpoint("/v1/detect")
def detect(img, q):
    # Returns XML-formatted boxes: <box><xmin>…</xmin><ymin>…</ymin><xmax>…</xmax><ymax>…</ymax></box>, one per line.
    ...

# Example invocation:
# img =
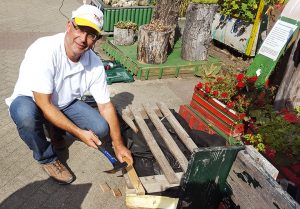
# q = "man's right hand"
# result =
<box><xmin>78</xmin><ymin>130</ymin><xmax>102</xmax><ymax>149</ymax></box>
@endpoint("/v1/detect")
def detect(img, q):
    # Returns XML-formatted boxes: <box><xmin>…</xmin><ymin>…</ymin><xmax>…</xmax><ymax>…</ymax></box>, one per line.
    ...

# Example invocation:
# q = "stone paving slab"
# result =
<box><xmin>0</xmin><ymin>0</ymin><xmax>200</xmax><ymax>208</ymax></box>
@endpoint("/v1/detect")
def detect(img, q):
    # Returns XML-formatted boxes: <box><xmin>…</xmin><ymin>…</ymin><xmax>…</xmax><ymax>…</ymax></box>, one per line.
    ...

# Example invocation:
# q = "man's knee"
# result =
<box><xmin>94</xmin><ymin>121</ymin><xmax>109</xmax><ymax>138</ymax></box>
<box><xmin>9</xmin><ymin>97</ymin><xmax>43</xmax><ymax>131</ymax></box>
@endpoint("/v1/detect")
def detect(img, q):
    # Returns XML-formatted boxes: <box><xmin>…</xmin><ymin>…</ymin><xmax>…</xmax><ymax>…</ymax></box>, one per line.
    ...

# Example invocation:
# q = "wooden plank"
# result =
<box><xmin>143</xmin><ymin>103</ymin><xmax>188</xmax><ymax>172</ymax></box>
<box><xmin>130</xmin><ymin>107</ymin><xmax>179</xmax><ymax>185</ymax></box>
<box><xmin>100</xmin><ymin>182</ymin><xmax>111</xmax><ymax>192</ymax></box>
<box><xmin>157</xmin><ymin>102</ymin><xmax>198</xmax><ymax>152</ymax></box>
<box><xmin>125</xmin><ymin>162</ymin><xmax>146</xmax><ymax>195</ymax></box>
<box><xmin>111</xmin><ymin>188</ymin><xmax>122</xmax><ymax>197</ymax></box>
<box><xmin>126</xmin><ymin>194</ymin><xmax>179</xmax><ymax>209</ymax></box>
<box><xmin>125</xmin><ymin>105</ymin><xmax>163</xmax><ymax>119</ymax></box>
<box><xmin>139</xmin><ymin>172</ymin><xmax>184</xmax><ymax>193</ymax></box>
<box><xmin>245</xmin><ymin>145</ymin><xmax>279</xmax><ymax>180</ymax></box>
<box><xmin>227</xmin><ymin>150</ymin><xmax>299</xmax><ymax>209</ymax></box>
<box><xmin>122</xmin><ymin>109</ymin><xmax>139</xmax><ymax>133</ymax></box>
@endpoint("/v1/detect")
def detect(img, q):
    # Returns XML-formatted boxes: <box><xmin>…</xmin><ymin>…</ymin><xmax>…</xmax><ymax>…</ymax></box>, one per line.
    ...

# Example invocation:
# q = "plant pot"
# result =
<box><xmin>190</xmin><ymin>88</ymin><xmax>245</xmax><ymax>139</ymax></box>
<box><xmin>137</xmin><ymin>25</ymin><xmax>173</xmax><ymax>64</ymax></box>
<box><xmin>181</xmin><ymin>3</ymin><xmax>218</xmax><ymax>61</ymax></box>
<box><xmin>113</xmin><ymin>26</ymin><xmax>136</xmax><ymax>46</ymax></box>
<box><xmin>211</xmin><ymin>12</ymin><xmax>263</xmax><ymax>56</ymax></box>
<box><xmin>90</xmin><ymin>0</ymin><xmax>154</xmax><ymax>32</ymax></box>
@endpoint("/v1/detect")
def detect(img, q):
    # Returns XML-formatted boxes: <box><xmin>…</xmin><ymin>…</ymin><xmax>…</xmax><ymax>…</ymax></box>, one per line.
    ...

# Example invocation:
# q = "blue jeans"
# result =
<box><xmin>9</xmin><ymin>96</ymin><xmax>109</xmax><ymax>164</ymax></box>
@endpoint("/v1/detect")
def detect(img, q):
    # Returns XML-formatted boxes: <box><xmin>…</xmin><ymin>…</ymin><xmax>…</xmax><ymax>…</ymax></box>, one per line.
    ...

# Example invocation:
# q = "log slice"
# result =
<box><xmin>137</xmin><ymin>24</ymin><xmax>173</xmax><ymax>64</ymax></box>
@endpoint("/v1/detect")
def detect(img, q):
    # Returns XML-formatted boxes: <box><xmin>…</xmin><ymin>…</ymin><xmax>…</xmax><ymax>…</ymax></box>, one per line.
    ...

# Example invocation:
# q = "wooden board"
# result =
<box><xmin>122</xmin><ymin>102</ymin><xmax>198</xmax><ymax>196</ymax></box>
<box><xmin>126</xmin><ymin>194</ymin><xmax>179</xmax><ymax>209</ymax></box>
<box><xmin>157</xmin><ymin>102</ymin><xmax>198</xmax><ymax>153</ymax></box>
<box><xmin>227</xmin><ymin>149</ymin><xmax>299</xmax><ymax>209</ymax></box>
<box><xmin>143</xmin><ymin>104</ymin><xmax>189</xmax><ymax>172</ymax></box>
<box><xmin>130</xmin><ymin>106</ymin><xmax>180</xmax><ymax>185</ymax></box>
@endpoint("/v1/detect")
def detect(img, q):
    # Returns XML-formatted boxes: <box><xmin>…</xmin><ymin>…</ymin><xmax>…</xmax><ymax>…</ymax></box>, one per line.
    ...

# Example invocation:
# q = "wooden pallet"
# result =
<box><xmin>121</xmin><ymin>102</ymin><xmax>198</xmax><ymax>209</ymax></box>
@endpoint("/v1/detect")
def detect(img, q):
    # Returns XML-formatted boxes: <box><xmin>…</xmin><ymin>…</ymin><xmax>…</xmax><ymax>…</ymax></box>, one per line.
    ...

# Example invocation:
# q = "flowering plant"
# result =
<box><xmin>244</xmin><ymin>106</ymin><xmax>300</xmax><ymax>165</ymax></box>
<box><xmin>195</xmin><ymin>71</ymin><xmax>259</xmax><ymax>113</ymax></box>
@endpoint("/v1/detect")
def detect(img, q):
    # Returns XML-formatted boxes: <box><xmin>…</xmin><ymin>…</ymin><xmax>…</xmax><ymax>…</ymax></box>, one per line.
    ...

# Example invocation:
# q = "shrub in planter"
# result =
<box><xmin>114</xmin><ymin>21</ymin><xmax>138</xmax><ymax>45</ymax></box>
<box><xmin>243</xmin><ymin>106</ymin><xmax>300</xmax><ymax>166</ymax></box>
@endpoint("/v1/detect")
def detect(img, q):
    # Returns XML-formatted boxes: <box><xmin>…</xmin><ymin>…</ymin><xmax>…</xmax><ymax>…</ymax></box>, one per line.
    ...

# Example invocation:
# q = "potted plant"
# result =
<box><xmin>243</xmin><ymin>106</ymin><xmax>300</xmax><ymax>166</ymax></box>
<box><xmin>189</xmin><ymin>70</ymin><xmax>262</xmax><ymax>141</ymax></box>
<box><xmin>137</xmin><ymin>20</ymin><xmax>173</xmax><ymax>64</ymax></box>
<box><xmin>90</xmin><ymin>0</ymin><xmax>154</xmax><ymax>32</ymax></box>
<box><xmin>211</xmin><ymin>0</ymin><xmax>285</xmax><ymax>56</ymax></box>
<box><xmin>113</xmin><ymin>21</ymin><xmax>138</xmax><ymax>46</ymax></box>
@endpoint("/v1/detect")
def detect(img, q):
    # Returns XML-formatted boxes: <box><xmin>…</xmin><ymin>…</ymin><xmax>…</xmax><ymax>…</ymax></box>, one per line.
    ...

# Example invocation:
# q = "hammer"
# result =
<box><xmin>97</xmin><ymin>145</ymin><xmax>129</xmax><ymax>174</ymax></box>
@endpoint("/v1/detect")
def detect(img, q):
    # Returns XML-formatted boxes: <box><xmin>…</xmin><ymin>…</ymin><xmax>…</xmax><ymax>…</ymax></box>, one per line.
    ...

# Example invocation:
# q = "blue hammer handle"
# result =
<box><xmin>98</xmin><ymin>145</ymin><xmax>118</xmax><ymax>164</ymax></box>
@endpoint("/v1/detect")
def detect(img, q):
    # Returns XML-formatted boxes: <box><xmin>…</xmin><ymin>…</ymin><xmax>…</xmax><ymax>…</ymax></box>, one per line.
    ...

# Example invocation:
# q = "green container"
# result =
<box><xmin>91</xmin><ymin>0</ymin><xmax>154</xmax><ymax>32</ymax></box>
<box><xmin>105</xmin><ymin>67</ymin><xmax>134</xmax><ymax>85</ymax></box>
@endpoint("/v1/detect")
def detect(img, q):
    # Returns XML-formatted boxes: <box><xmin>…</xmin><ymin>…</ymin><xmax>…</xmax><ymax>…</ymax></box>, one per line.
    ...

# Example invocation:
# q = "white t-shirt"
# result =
<box><xmin>5</xmin><ymin>33</ymin><xmax>110</xmax><ymax>109</ymax></box>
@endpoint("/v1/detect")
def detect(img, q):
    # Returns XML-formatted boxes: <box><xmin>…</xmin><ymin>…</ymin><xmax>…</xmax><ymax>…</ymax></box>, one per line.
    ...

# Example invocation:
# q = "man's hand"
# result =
<box><xmin>79</xmin><ymin>130</ymin><xmax>102</xmax><ymax>149</ymax></box>
<box><xmin>113</xmin><ymin>143</ymin><xmax>133</xmax><ymax>166</ymax></box>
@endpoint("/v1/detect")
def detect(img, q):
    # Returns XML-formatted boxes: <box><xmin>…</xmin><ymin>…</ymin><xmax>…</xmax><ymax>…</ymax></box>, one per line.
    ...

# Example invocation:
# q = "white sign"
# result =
<box><xmin>258</xmin><ymin>20</ymin><xmax>297</xmax><ymax>61</ymax></box>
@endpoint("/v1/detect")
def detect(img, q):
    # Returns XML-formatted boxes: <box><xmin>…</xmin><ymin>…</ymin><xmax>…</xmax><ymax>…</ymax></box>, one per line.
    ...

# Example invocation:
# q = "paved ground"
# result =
<box><xmin>0</xmin><ymin>0</ymin><xmax>199</xmax><ymax>208</ymax></box>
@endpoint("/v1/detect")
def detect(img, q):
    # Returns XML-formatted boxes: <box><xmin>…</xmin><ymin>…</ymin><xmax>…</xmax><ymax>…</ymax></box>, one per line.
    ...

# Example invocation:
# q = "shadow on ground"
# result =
<box><xmin>0</xmin><ymin>179</ymin><xmax>91</xmax><ymax>209</ymax></box>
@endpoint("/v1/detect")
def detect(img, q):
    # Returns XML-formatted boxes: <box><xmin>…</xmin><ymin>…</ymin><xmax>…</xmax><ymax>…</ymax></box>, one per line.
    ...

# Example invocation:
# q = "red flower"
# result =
<box><xmin>227</xmin><ymin>101</ymin><xmax>235</xmax><ymax>108</ymax></box>
<box><xmin>280</xmin><ymin>108</ymin><xmax>289</xmax><ymax>114</ymax></box>
<box><xmin>236</xmin><ymin>82</ymin><xmax>246</xmax><ymax>88</ymax></box>
<box><xmin>221</xmin><ymin>92</ymin><xmax>228</xmax><ymax>98</ymax></box>
<box><xmin>283</xmin><ymin>112</ymin><xmax>299</xmax><ymax>124</ymax></box>
<box><xmin>213</xmin><ymin>91</ymin><xmax>219</xmax><ymax>96</ymax></box>
<box><xmin>265</xmin><ymin>146</ymin><xmax>276</xmax><ymax>160</ymax></box>
<box><xmin>236</xmin><ymin>73</ymin><xmax>245</xmax><ymax>82</ymax></box>
<box><xmin>247</xmin><ymin>76</ymin><xmax>258</xmax><ymax>83</ymax></box>
<box><xmin>205</xmin><ymin>84</ymin><xmax>211</xmax><ymax>93</ymax></box>
<box><xmin>196</xmin><ymin>82</ymin><xmax>203</xmax><ymax>89</ymax></box>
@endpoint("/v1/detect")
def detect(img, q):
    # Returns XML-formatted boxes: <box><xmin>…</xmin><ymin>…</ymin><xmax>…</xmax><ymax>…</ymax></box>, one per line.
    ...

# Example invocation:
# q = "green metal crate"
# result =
<box><xmin>91</xmin><ymin>0</ymin><xmax>154</xmax><ymax>32</ymax></box>
<box><xmin>105</xmin><ymin>67</ymin><xmax>134</xmax><ymax>85</ymax></box>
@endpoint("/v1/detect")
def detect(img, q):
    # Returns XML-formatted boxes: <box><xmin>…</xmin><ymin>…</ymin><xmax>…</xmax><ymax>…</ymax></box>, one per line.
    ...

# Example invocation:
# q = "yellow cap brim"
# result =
<box><xmin>74</xmin><ymin>17</ymin><xmax>101</xmax><ymax>33</ymax></box>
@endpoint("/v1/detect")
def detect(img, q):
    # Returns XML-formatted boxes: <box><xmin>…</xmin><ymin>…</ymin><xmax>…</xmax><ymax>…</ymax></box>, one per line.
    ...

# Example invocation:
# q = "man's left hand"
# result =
<box><xmin>113</xmin><ymin>144</ymin><xmax>133</xmax><ymax>166</ymax></box>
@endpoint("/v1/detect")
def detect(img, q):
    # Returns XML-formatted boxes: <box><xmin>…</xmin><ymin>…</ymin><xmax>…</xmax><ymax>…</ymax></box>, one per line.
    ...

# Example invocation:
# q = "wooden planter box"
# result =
<box><xmin>90</xmin><ymin>0</ymin><xmax>154</xmax><ymax>32</ymax></box>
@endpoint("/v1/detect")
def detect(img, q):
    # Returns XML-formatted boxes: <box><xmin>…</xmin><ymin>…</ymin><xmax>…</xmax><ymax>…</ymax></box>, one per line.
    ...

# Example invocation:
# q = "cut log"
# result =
<box><xmin>113</xmin><ymin>26</ymin><xmax>136</xmax><ymax>46</ymax></box>
<box><xmin>181</xmin><ymin>3</ymin><xmax>218</xmax><ymax>61</ymax></box>
<box><xmin>137</xmin><ymin>25</ymin><xmax>173</xmax><ymax>64</ymax></box>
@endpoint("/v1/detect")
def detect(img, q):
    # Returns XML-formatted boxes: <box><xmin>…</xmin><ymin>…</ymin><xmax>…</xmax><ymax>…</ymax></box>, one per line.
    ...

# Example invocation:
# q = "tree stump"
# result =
<box><xmin>137</xmin><ymin>25</ymin><xmax>173</xmax><ymax>64</ymax></box>
<box><xmin>113</xmin><ymin>26</ymin><xmax>136</xmax><ymax>46</ymax></box>
<box><xmin>181</xmin><ymin>3</ymin><xmax>218</xmax><ymax>61</ymax></box>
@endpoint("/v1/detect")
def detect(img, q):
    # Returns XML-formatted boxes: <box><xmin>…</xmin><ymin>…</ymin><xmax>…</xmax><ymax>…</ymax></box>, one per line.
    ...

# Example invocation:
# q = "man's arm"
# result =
<box><xmin>98</xmin><ymin>101</ymin><xmax>133</xmax><ymax>164</ymax></box>
<box><xmin>33</xmin><ymin>92</ymin><xmax>101</xmax><ymax>149</ymax></box>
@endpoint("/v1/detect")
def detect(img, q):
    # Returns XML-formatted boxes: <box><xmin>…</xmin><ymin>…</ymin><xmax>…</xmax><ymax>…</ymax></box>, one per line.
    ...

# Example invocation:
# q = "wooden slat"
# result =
<box><xmin>126</xmin><ymin>194</ymin><xmax>179</xmax><ymax>209</ymax></box>
<box><xmin>123</xmin><ymin>158</ymin><xmax>146</xmax><ymax>195</ymax></box>
<box><xmin>100</xmin><ymin>182</ymin><xmax>111</xmax><ymax>192</ymax></box>
<box><xmin>139</xmin><ymin>172</ymin><xmax>184</xmax><ymax>193</ymax></box>
<box><xmin>143</xmin><ymin>104</ymin><xmax>188</xmax><ymax>172</ymax></box>
<box><xmin>157</xmin><ymin>102</ymin><xmax>198</xmax><ymax>152</ymax></box>
<box><xmin>245</xmin><ymin>145</ymin><xmax>279</xmax><ymax>180</ymax></box>
<box><xmin>122</xmin><ymin>109</ymin><xmax>139</xmax><ymax>133</ymax></box>
<box><xmin>130</xmin><ymin>107</ymin><xmax>179</xmax><ymax>184</ymax></box>
<box><xmin>125</xmin><ymin>105</ymin><xmax>163</xmax><ymax>119</ymax></box>
<box><xmin>227</xmin><ymin>150</ymin><xmax>299</xmax><ymax>209</ymax></box>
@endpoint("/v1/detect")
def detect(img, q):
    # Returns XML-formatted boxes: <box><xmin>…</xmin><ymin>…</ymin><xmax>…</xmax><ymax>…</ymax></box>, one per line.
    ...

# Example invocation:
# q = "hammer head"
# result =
<box><xmin>103</xmin><ymin>161</ymin><xmax>128</xmax><ymax>174</ymax></box>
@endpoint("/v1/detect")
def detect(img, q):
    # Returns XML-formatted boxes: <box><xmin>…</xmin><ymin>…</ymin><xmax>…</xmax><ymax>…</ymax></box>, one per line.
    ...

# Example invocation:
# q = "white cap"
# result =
<box><xmin>71</xmin><ymin>4</ymin><xmax>103</xmax><ymax>33</ymax></box>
